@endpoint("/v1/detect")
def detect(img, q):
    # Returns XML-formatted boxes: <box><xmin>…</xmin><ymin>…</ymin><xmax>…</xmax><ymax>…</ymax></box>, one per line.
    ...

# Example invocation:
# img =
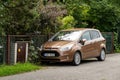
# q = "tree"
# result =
<box><xmin>88</xmin><ymin>0</ymin><xmax>120</xmax><ymax>31</ymax></box>
<box><xmin>0</xmin><ymin>0</ymin><xmax>71</xmax><ymax>35</ymax></box>
<box><xmin>0</xmin><ymin>0</ymin><xmax>39</xmax><ymax>35</ymax></box>
<box><xmin>60</xmin><ymin>15</ymin><xmax>76</xmax><ymax>29</ymax></box>
<box><xmin>38</xmin><ymin>3</ymin><xmax>67</xmax><ymax>34</ymax></box>
<box><xmin>0</xmin><ymin>1</ymin><xmax>7</xmax><ymax>35</ymax></box>
<box><xmin>0</xmin><ymin>0</ymin><xmax>120</xmax><ymax>35</ymax></box>
<box><xmin>65</xmin><ymin>0</ymin><xmax>120</xmax><ymax>32</ymax></box>
<box><xmin>65</xmin><ymin>0</ymin><xmax>91</xmax><ymax>28</ymax></box>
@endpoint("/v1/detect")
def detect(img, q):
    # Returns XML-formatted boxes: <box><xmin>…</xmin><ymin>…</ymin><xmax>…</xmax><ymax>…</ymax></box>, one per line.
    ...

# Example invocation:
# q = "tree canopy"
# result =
<box><xmin>0</xmin><ymin>0</ymin><xmax>120</xmax><ymax>35</ymax></box>
<box><xmin>65</xmin><ymin>0</ymin><xmax>120</xmax><ymax>31</ymax></box>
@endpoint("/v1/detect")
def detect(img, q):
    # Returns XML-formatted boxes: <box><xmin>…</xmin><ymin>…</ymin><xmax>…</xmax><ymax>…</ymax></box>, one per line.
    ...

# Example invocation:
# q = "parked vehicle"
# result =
<box><xmin>40</xmin><ymin>28</ymin><xmax>106</xmax><ymax>66</ymax></box>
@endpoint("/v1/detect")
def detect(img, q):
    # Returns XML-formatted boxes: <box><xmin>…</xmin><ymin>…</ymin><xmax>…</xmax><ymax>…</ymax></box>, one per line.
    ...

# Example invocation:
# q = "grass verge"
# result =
<box><xmin>0</xmin><ymin>62</ymin><xmax>41</xmax><ymax>77</ymax></box>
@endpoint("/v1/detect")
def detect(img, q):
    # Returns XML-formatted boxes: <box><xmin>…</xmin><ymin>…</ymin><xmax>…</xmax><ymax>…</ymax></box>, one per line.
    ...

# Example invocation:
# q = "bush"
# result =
<box><xmin>114</xmin><ymin>32</ymin><xmax>120</xmax><ymax>52</ymax></box>
<box><xmin>59</xmin><ymin>15</ymin><xmax>76</xmax><ymax>30</ymax></box>
<box><xmin>28</xmin><ymin>41</ymin><xmax>40</xmax><ymax>64</ymax></box>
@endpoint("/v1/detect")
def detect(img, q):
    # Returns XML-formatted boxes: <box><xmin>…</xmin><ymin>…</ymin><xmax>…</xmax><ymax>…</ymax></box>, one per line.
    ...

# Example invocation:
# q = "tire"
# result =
<box><xmin>73</xmin><ymin>52</ymin><xmax>81</xmax><ymax>66</ymax></box>
<box><xmin>97</xmin><ymin>49</ymin><xmax>106</xmax><ymax>61</ymax></box>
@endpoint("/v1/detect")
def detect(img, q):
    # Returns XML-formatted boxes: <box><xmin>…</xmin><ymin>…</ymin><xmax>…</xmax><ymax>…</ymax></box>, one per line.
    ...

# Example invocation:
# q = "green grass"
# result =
<box><xmin>0</xmin><ymin>62</ymin><xmax>41</xmax><ymax>77</ymax></box>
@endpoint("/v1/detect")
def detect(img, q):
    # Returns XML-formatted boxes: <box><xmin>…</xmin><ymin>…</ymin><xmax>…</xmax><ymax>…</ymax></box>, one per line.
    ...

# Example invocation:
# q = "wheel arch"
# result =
<box><xmin>74</xmin><ymin>50</ymin><xmax>82</xmax><ymax>59</ymax></box>
<box><xmin>100</xmin><ymin>43</ymin><xmax>106</xmax><ymax>53</ymax></box>
<box><xmin>101</xmin><ymin>46</ymin><xmax>106</xmax><ymax>54</ymax></box>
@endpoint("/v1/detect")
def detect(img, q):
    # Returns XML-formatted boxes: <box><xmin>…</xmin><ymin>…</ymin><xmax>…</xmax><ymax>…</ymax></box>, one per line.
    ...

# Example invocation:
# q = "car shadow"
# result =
<box><xmin>41</xmin><ymin>58</ymin><xmax>98</xmax><ymax>67</ymax></box>
<box><xmin>81</xmin><ymin>59</ymin><xmax>98</xmax><ymax>65</ymax></box>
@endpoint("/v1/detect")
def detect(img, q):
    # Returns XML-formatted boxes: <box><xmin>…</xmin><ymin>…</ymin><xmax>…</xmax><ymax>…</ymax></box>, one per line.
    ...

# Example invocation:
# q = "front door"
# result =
<box><xmin>80</xmin><ymin>31</ymin><xmax>94</xmax><ymax>58</ymax></box>
<box><xmin>81</xmin><ymin>40</ymin><xmax>94</xmax><ymax>58</ymax></box>
<box><xmin>17</xmin><ymin>42</ymin><xmax>26</xmax><ymax>63</ymax></box>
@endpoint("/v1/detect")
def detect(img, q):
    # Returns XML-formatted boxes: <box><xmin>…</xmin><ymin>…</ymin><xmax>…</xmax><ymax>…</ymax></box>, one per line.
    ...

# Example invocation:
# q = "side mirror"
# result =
<box><xmin>80</xmin><ymin>39</ymin><xmax>87</xmax><ymax>45</ymax></box>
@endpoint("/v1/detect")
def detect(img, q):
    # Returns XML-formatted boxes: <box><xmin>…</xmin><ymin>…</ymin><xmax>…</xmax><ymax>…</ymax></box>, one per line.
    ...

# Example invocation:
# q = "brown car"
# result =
<box><xmin>40</xmin><ymin>28</ymin><xmax>106</xmax><ymax>65</ymax></box>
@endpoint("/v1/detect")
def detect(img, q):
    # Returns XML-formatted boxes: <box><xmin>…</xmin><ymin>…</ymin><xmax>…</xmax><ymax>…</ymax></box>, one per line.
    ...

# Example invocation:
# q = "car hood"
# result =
<box><xmin>43</xmin><ymin>40</ymin><xmax>74</xmax><ymax>49</ymax></box>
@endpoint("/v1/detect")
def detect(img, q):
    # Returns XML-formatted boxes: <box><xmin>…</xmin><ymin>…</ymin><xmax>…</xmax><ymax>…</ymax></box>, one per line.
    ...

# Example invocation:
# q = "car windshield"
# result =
<box><xmin>50</xmin><ymin>30</ymin><xmax>82</xmax><ymax>41</ymax></box>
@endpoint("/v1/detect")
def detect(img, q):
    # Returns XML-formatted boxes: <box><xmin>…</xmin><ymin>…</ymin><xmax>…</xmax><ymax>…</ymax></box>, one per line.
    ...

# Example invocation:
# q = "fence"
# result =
<box><xmin>30</xmin><ymin>35</ymin><xmax>48</xmax><ymax>48</ymax></box>
<box><xmin>102</xmin><ymin>32</ymin><xmax>114</xmax><ymax>53</ymax></box>
<box><xmin>5</xmin><ymin>35</ymin><xmax>50</xmax><ymax>64</ymax></box>
<box><xmin>0</xmin><ymin>32</ymin><xmax>114</xmax><ymax>64</ymax></box>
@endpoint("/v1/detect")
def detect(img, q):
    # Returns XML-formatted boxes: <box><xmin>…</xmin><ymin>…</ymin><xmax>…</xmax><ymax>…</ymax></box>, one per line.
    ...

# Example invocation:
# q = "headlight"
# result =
<box><xmin>59</xmin><ymin>44</ymin><xmax>73</xmax><ymax>52</ymax></box>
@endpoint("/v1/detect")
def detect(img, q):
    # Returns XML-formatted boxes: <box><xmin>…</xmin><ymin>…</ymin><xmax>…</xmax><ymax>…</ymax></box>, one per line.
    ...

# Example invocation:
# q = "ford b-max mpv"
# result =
<box><xmin>40</xmin><ymin>28</ymin><xmax>106</xmax><ymax>65</ymax></box>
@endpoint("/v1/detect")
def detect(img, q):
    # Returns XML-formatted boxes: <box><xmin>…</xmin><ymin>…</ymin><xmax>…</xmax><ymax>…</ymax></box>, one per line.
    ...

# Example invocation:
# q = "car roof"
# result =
<box><xmin>61</xmin><ymin>28</ymin><xmax>98</xmax><ymax>32</ymax></box>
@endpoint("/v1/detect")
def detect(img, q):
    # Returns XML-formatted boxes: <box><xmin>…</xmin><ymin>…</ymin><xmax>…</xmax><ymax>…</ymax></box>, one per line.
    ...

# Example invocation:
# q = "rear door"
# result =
<box><xmin>90</xmin><ymin>30</ymin><xmax>101</xmax><ymax>56</ymax></box>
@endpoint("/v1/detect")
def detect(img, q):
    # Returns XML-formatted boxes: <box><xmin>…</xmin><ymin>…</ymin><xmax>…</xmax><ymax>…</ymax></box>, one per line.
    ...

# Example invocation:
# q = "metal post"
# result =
<box><xmin>6</xmin><ymin>35</ymin><xmax>11</xmax><ymax>64</ymax></box>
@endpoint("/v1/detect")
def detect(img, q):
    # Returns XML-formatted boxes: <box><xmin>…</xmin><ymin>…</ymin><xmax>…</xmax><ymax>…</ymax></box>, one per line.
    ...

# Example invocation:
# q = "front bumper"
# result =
<box><xmin>40</xmin><ymin>50</ymin><xmax>71</xmax><ymax>62</ymax></box>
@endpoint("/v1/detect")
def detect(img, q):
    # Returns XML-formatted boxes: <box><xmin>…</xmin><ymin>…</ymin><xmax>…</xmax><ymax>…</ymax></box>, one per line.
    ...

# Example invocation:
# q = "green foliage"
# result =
<box><xmin>28</xmin><ymin>41</ymin><xmax>39</xmax><ymax>64</ymax></box>
<box><xmin>0</xmin><ymin>2</ymin><xmax>120</xmax><ymax>36</ymax></box>
<box><xmin>65</xmin><ymin>0</ymin><xmax>120</xmax><ymax>31</ymax></box>
<box><xmin>109</xmin><ymin>0</ymin><xmax>120</xmax><ymax>7</ymax></box>
<box><xmin>0</xmin><ymin>2</ymin><xmax>7</xmax><ymax>36</ymax></box>
<box><xmin>114</xmin><ymin>32</ymin><xmax>120</xmax><ymax>52</ymax></box>
<box><xmin>38</xmin><ymin>3</ymin><xmax>67</xmax><ymax>34</ymax></box>
<box><xmin>0</xmin><ymin>0</ymin><xmax>120</xmax><ymax>35</ymax></box>
<box><xmin>59</xmin><ymin>15</ymin><xmax>76</xmax><ymax>29</ymax></box>
<box><xmin>0</xmin><ymin>62</ymin><xmax>40</xmax><ymax>76</ymax></box>
<box><xmin>65</xmin><ymin>0</ymin><xmax>90</xmax><ymax>28</ymax></box>
<box><xmin>88</xmin><ymin>0</ymin><xmax>120</xmax><ymax>31</ymax></box>
<box><xmin>0</xmin><ymin>36</ymin><xmax>6</xmax><ymax>64</ymax></box>
<box><xmin>0</xmin><ymin>0</ymin><xmax>39</xmax><ymax>35</ymax></box>
<box><xmin>0</xmin><ymin>27</ymin><xmax>5</xmax><ymax>36</ymax></box>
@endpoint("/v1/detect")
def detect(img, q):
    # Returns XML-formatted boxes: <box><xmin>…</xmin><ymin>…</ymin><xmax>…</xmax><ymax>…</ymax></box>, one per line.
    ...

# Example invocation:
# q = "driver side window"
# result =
<box><xmin>81</xmin><ymin>31</ymin><xmax>91</xmax><ymax>41</ymax></box>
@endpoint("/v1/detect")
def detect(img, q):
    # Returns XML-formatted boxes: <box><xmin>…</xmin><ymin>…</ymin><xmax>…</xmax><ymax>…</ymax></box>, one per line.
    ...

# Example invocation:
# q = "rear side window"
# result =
<box><xmin>90</xmin><ymin>30</ymin><xmax>100</xmax><ymax>39</ymax></box>
<box><xmin>81</xmin><ymin>31</ymin><xmax>91</xmax><ymax>40</ymax></box>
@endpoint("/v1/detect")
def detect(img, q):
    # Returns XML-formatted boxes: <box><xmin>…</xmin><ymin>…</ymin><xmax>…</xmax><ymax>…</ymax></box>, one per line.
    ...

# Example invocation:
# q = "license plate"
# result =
<box><xmin>44</xmin><ymin>53</ymin><xmax>55</xmax><ymax>57</ymax></box>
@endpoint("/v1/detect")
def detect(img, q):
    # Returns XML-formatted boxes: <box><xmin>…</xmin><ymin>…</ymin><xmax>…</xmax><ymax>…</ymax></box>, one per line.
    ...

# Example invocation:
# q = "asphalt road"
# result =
<box><xmin>0</xmin><ymin>54</ymin><xmax>120</xmax><ymax>80</ymax></box>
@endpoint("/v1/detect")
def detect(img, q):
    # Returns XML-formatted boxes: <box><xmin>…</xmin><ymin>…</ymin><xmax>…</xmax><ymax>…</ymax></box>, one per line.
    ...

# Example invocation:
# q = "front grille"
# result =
<box><xmin>41</xmin><ymin>50</ymin><xmax>60</xmax><ymax>57</ymax></box>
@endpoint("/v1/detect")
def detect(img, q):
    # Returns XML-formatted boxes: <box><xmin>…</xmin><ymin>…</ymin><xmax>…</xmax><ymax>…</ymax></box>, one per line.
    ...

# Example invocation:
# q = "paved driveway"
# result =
<box><xmin>0</xmin><ymin>54</ymin><xmax>120</xmax><ymax>80</ymax></box>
